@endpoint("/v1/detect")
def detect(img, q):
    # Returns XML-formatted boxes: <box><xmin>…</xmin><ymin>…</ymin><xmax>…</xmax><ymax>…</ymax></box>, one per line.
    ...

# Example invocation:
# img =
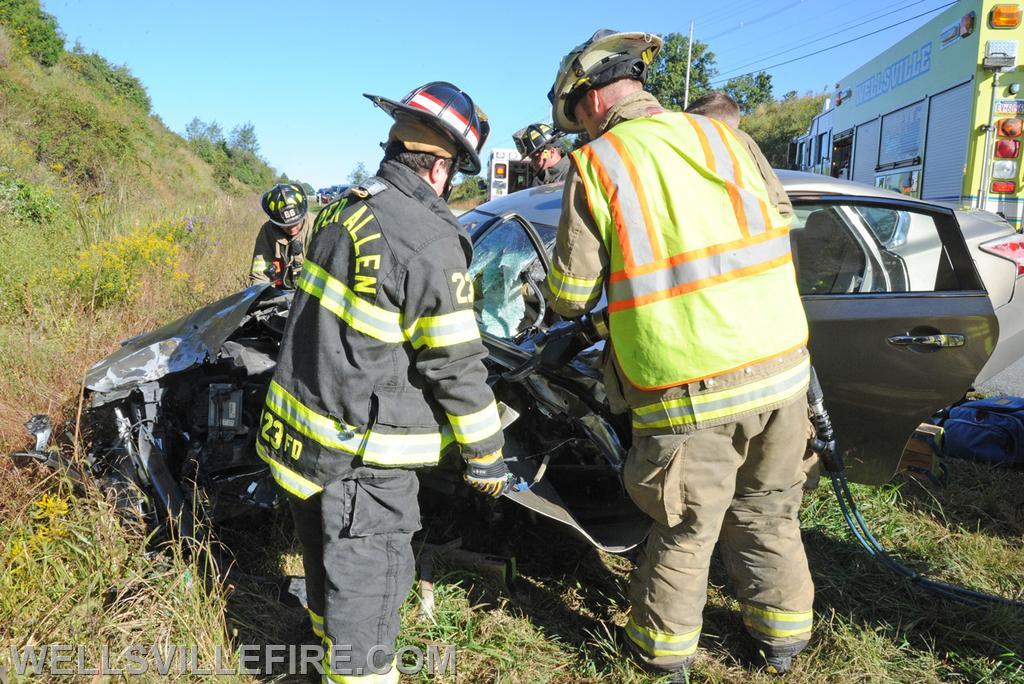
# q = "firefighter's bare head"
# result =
<box><xmin>573</xmin><ymin>78</ymin><xmax>643</xmax><ymax>139</ymax></box>
<box><xmin>383</xmin><ymin>139</ymin><xmax>454</xmax><ymax>197</ymax></box>
<box><xmin>686</xmin><ymin>91</ymin><xmax>741</xmax><ymax>129</ymax></box>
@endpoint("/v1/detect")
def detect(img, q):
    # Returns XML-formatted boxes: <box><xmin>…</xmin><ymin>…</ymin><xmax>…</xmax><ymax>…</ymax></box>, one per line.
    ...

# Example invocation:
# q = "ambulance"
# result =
<box><xmin>486</xmin><ymin>148</ymin><xmax>532</xmax><ymax>201</ymax></box>
<box><xmin>791</xmin><ymin>2</ymin><xmax>1024</xmax><ymax>225</ymax></box>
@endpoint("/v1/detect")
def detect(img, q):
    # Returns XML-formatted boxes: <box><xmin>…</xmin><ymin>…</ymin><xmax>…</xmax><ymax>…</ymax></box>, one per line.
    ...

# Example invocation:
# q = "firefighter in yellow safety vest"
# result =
<box><xmin>546</xmin><ymin>30</ymin><xmax>814</xmax><ymax>678</ymax></box>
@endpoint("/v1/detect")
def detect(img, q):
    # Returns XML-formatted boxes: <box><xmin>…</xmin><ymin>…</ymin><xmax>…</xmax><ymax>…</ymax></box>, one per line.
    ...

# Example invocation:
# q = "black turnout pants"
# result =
<box><xmin>288</xmin><ymin>469</ymin><xmax>421</xmax><ymax>679</ymax></box>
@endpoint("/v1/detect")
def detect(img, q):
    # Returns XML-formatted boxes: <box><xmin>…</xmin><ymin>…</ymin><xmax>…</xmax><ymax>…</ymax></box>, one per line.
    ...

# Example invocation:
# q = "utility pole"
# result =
<box><xmin>684</xmin><ymin>20</ymin><xmax>695</xmax><ymax>109</ymax></box>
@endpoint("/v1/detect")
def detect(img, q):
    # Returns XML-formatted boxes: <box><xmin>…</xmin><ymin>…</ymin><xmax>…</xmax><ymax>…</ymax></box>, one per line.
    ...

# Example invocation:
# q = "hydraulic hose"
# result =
<box><xmin>807</xmin><ymin>367</ymin><xmax>1024</xmax><ymax>610</ymax></box>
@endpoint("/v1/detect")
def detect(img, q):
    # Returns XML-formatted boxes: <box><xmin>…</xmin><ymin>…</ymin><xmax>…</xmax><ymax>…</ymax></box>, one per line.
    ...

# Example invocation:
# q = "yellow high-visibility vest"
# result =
<box><xmin>572</xmin><ymin>112</ymin><xmax>808</xmax><ymax>390</ymax></box>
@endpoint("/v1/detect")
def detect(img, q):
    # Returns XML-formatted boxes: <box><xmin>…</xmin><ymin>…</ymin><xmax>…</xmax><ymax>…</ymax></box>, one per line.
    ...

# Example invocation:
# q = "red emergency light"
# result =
<box><xmin>992</xmin><ymin>180</ymin><xmax>1017</xmax><ymax>193</ymax></box>
<box><xmin>997</xmin><ymin>139</ymin><xmax>1021</xmax><ymax>158</ymax></box>
<box><xmin>999</xmin><ymin>118</ymin><xmax>1023</xmax><ymax>137</ymax></box>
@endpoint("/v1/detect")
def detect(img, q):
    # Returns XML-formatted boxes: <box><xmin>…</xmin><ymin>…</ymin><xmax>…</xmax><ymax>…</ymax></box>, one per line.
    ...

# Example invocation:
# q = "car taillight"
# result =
<box><xmin>981</xmin><ymin>234</ymin><xmax>1024</xmax><ymax>276</ymax></box>
<box><xmin>993</xmin><ymin>180</ymin><xmax>1017</xmax><ymax>193</ymax></box>
<box><xmin>997</xmin><ymin>139</ymin><xmax>1021</xmax><ymax>158</ymax></box>
<box><xmin>992</xmin><ymin>4</ymin><xmax>1023</xmax><ymax>28</ymax></box>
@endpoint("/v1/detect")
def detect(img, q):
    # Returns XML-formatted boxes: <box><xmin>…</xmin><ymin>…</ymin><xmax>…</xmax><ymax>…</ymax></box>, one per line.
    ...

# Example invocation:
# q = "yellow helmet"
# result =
<box><xmin>548</xmin><ymin>30</ymin><xmax>662</xmax><ymax>134</ymax></box>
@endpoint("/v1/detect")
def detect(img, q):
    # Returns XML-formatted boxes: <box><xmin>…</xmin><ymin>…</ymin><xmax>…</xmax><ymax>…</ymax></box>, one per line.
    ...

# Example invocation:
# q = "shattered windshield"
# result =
<box><xmin>468</xmin><ymin>218</ymin><xmax>555</xmax><ymax>338</ymax></box>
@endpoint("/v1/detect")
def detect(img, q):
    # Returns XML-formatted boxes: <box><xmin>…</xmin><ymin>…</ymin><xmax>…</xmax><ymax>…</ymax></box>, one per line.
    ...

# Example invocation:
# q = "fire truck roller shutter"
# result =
<box><xmin>852</xmin><ymin>118</ymin><xmax>881</xmax><ymax>186</ymax></box>
<box><xmin>922</xmin><ymin>82</ymin><xmax>973</xmax><ymax>204</ymax></box>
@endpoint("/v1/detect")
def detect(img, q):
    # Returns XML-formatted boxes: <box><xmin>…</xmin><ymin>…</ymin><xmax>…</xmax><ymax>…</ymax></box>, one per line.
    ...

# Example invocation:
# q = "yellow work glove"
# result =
<box><xmin>464</xmin><ymin>450</ymin><xmax>512</xmax><ymax>498</ymax></box>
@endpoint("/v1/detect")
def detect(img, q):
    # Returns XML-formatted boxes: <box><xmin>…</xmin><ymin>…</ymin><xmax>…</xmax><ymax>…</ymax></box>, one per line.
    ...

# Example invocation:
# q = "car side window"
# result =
<box><xmin>790</xmin><ymin>202</ymin><xmax>956</xmax><ymax>294</ymax></box>
<box><xmin>469</xmin><ymin>218</ymin><xmax>552</xmax><ymax>338</ymax></box>
<box><xmin>789</xmin><ymin>205</ymin><xmax>872</xmax><ymax>294</ymax></box>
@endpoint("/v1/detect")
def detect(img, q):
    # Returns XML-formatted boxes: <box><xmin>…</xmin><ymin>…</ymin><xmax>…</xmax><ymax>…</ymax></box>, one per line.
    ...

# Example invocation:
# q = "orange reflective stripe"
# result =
<box><xmin>604</xmin><ymin>131</ymin><xmax>663</xmax><ymax>261</ymax></box>
<box><xmin>609</xmin><ymin>226</ymin><xmax>790</xmax><ymax>283</ymax></box>
<box><xmin>608</xmin><ymin>231</ymin><xmax>793</xmax><ymax>308</ymax></box>
<box><xmin>708</xmin><ymin>118</ymin><xmax>752</xmax><ymax>238</ymax></box>
<box><xmin>584</xmin><ymin>138</ymin><xmax>660</xmax><ymax>266</ymax></box>
<box><xmin>687</xmin><ymin>114</ymin><xmax>778</xmax><ymax>238</ymax></box>
<box><xmin>579</xmin><ymin>144</ymin><xmax>640</xmax><ymax>268</ymax></box>
<box><xmin>711</xmin><ymin>118</ymin><xmax>776</xmax><ymax>237</ymax></box>
<box><xmin>610</xmin><ymin>252</ymin><xmax>793</xmax><ymax>313</ymax></box>
<box><xmin>686</xmin><ymin>113</ymin><xmax>717</xmax><ymax>172</ymax></box>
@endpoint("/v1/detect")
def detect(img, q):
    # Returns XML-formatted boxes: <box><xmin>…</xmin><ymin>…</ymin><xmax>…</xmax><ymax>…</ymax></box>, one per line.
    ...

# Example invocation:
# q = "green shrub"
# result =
<box><xmin>31</xmin><ymin>89</ymin><xmax>133</xmax><ymax>188</ymax></box>
<box><xmin>0</xmin><ymin>0</ymin><xmax>63</xmax><ymax>67</ymax></box>
<box><xmin>66</xmin><ymin>45</ymin><xmax>151</xmax><ymax>113</ymax></box>
<box><xmin>0</xmin><ymin>168</ymin><xmax>60</xmax><ymax>223</ymax></box>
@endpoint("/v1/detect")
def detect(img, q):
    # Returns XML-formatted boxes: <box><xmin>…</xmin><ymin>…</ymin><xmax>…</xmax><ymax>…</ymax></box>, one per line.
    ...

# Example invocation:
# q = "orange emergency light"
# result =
<box><xmin>991</xmin><ymin>4</ymin><xmax>1023</xmax><ymax>28</ymax></box>
<box><xmin>993</xmin><ymin>180</ymin><xmax>1018</xmax><ymax>193</ymax></box>
<box><xmin>495</xmin><ymin>163</ymin><xmax>507</xmax><ymax>178</ymax></box>
<box><xmin>999</xmin><ymin>117</ymin><xmax>1024</xmax><ymax>137</ymax></box>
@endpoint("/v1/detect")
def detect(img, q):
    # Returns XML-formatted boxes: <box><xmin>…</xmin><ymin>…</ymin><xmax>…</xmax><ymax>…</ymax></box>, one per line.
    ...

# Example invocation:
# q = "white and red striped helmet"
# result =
<box><xmin>365</xmin><ymin>81</ymin><xmax>489</xmax><ymax>174</ymax></box>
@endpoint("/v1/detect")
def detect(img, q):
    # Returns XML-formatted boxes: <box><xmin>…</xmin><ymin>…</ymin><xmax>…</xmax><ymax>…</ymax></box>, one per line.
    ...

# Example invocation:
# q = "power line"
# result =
<box><xmin>708</xmin><ymin>1</ymin><xmax>956</xmax><ymax>86</ymax></box>
<box><xmin>714</xmin><ymin>0</ymin><xmax>937</xmax><ymax>79</ymax></box>
<box><xmin>704</xmin><ymin>0</ymin><xmax>821</xmax><ymax>43</ymax></box>
<box><xmin>692</xmin><ymin>0</ymin><xmax>767</xmax><ymax>30</ymax></box>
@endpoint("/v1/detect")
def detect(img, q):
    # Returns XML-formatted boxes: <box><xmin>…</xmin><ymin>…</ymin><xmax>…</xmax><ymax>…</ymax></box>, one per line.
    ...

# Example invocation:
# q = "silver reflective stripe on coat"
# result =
<box><xmin>586</xmin><ymin>135</ymin><xmax>657</xmax><ymax>265</ymax></box>
<box><xmin>608</xmin><ymin>232</ymin><xmax>792</xmax><ymax>305</ymax></box>
<box><xmin>690</xmin><ymin>115</ymin><xmax>770</xmax><ymax>236</ymax></box>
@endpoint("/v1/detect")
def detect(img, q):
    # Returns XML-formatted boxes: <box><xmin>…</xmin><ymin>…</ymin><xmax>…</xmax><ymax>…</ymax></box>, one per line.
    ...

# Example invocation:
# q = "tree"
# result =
<box><xmin>724</xmin><ymin>72</ymin><xmax>774</xmax><ymax>114</ymax></box>
<box><xmin>348</xmin><ymin>162</ymin><xmax>369</xmax><ymax>185</ymax></box>
<box><xmin>739</xmin><ymin>94</ymin><xmax>827</xmax><ymax>168</ymax></box>
<box><xmin>229</xmin><ymin>122</ymin><xmax>259</xmax><ymax>154</ymax></box>
<box><xmin>448</xmin><ymin>174</ymin><xmax>485</xmax><ymax>205</ymax></box>
<box><xmin>185</xmin><ymin>117</ymin><xmax>207</xmax><ymax>142</ymax></box>
<box><xmin>645</xmin><ymin>33</ymin><xmax>717</xmax><ymax>110</ymax></box>
<box><xmin>206</xmin><ymin>121</ymin><xmax>224</xmax><ymax>144</ymax></box>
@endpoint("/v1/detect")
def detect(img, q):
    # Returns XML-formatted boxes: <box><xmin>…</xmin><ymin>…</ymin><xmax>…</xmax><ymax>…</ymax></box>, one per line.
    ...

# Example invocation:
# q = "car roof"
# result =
<box><xmin>470</xmin><ymin>170</ymin><xmax>944</xmax><ymax>227</ymax></box>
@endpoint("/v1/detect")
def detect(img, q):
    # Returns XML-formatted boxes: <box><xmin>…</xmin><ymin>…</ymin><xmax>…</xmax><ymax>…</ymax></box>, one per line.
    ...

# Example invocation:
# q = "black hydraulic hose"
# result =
<box><xmin>808</xmin><ymin>367</ymin><xmax>1024</xmax><ymax>610</ymax></box>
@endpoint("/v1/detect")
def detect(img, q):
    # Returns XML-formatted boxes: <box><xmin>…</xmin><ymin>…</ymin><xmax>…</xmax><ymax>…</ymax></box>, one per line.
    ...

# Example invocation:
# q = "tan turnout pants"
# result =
<box><xmin>623</xmin><ymin>394</ymin><xmax>814</xmax><ymax>670</ymax></box>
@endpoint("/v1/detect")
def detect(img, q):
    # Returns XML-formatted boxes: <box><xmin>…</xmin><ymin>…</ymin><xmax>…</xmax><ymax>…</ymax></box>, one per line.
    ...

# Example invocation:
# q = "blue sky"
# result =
<box><xmin>42</xmin><ymin>0</ymin><xmax>953</xmax><ymax>188</ymax></box>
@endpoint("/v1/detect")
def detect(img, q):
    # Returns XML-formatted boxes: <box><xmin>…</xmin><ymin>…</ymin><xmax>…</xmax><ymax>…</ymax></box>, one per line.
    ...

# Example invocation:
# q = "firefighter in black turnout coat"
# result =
<box><xmin>256</xmin><ymin>82</ymin><xmax>509</xmax><ymax>682</ymax></box>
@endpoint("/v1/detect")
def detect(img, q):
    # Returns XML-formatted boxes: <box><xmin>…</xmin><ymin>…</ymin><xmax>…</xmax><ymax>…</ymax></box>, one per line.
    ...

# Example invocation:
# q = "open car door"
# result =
<box><xmin>790</xmin><ymin>194</ymin><xmax>998</xmax><ymax>484</ymax></box>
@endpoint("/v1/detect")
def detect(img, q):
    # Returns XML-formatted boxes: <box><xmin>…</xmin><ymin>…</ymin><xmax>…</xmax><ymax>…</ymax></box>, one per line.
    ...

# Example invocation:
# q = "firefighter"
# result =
<box><xmin>545</xmin><ymin>31</ymin><xmax>814</xmax><ymax>677</ymax></box>
<box><xmin>686</xmin><ymin>91</ymin><xmax>792</xmax><ymax>218</ymax></box>
<box><xmin>256</xmin><ymin>82</ymin><xmax>508</xmax><ymax>682</ymax></box>
<box><xmin>250</xmin><ymin>183</ymin><xmax>313</xmax><ymax>287</ymax></box>
<box><xmin>512</xmin><ymin>122</ymin><xmax>572</xmax><ymax>185</ymax></box>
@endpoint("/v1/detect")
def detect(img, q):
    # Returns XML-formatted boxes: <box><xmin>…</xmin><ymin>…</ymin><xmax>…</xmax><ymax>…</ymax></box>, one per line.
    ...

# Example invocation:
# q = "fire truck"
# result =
<box><xmin>792</xmin><ymin>2</ymin><xmax>1024</xmax><ymax>225</ymax></box>
<box><xmin>486</xmin><ymin>148</ymin><xmax>532</xmax><ymax>201</ymax></box>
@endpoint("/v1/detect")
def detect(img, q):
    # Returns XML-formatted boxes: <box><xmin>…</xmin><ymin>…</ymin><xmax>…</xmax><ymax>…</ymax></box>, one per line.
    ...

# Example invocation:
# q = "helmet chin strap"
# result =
<box><xmin>441</xmin><ymin>160</ymin><xmax>457</xmax><ymax>201</ymax></box>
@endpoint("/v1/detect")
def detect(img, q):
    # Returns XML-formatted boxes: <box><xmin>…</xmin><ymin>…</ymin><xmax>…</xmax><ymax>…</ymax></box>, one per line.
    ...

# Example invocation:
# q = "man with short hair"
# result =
<box><xmin>686</xmin><ymin>91</ymin><xmax>792</xmax><ymax>218</ymax></box>
<box><xmin>545</xmin><ymin>30</ymin><xmax>814</xmax><ymax>678</ymax></box>
<box><xmin>512</xmin><ymin>122</ymin><xmax>571</xmax><ymax>185</ymax></box>
<box><xmin>257</xmin><ymin>81</ymin><xmax>509</xmax><ymax>683</ymax></box>
<box><xmin>250</xmin><ymin>183</ymin><xmax>312</xmax><ymax>287</ymax></box>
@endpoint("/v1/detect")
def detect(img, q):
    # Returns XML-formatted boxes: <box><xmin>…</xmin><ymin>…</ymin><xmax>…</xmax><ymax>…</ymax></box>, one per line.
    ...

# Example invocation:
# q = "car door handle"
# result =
<box><xmin>887</xmin><ymin>334</ymin><xmax>965</xmax><ymax>348</ymax></box>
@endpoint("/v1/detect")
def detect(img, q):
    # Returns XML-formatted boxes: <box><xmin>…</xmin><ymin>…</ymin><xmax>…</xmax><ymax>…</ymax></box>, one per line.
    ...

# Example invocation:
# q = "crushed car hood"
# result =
<box><xmin>86</xmin><ymin>285</ymin><xmax>272</xmax><ymax>394</ymax></box>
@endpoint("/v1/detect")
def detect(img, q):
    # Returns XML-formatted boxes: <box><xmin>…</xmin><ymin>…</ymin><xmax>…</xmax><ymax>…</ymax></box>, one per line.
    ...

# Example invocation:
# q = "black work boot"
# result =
<box><xmin>752</xmin><ymin>640</ymin><xmax>806</xmax><ymax>677</ymax></box>
<box><xmin>622</xmin><ymin>629</ymin><xmax>693</xmax><ymax>682</ymax></box>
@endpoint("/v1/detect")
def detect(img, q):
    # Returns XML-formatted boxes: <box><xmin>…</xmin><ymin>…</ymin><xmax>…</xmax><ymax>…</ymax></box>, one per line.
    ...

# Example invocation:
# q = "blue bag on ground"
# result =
<box><xmin>941</xmin><ymin>397</ymin><xmax>1024</xmax><ymax>466</ymax></box>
